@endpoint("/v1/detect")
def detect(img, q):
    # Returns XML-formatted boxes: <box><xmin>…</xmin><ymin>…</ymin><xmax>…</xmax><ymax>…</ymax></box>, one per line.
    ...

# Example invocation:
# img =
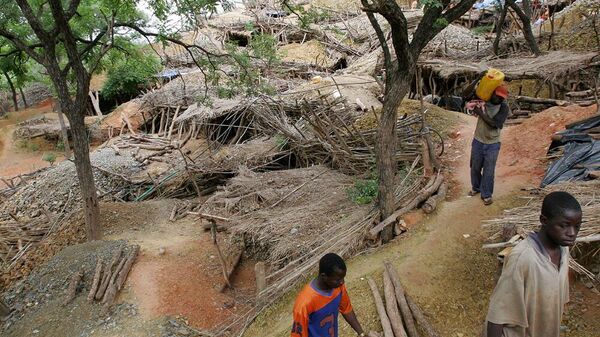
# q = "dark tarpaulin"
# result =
<box><xmin>541</xmin><ymin>141</ymin><xmax>600</xmax><ymax>187</ymax></box>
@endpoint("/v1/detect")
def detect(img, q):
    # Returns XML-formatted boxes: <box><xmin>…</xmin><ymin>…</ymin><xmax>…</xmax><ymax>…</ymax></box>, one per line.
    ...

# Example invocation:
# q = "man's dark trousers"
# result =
<box><xmin>470</xmin><ymin>139</ymin><xmax>500</xmax><ymax>199</ymax></box>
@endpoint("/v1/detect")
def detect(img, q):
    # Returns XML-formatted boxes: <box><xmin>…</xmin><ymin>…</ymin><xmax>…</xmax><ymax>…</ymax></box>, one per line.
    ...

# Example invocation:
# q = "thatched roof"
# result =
<box><xmin>174</xmin><ymin>98</ymin><xmax>242</xmax><ymax>123</ymax></box>
<box><xmin>419</xmin><ymin>51</ymin><xmax>599</xmax><ymax>81</ymax></box>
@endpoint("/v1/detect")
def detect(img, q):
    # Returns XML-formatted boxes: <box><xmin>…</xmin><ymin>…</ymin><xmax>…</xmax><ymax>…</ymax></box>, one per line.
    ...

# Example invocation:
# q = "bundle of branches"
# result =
<box><xmin>0</xmin><ymin>214</ymin><xmax>52</xmax><ymax>268</ymax></box>
<box><xmin>200</xmin><ymin>166</ymin><xmax>373</xmax><ymax>265</ymax></box>
<box><xmin>482</xmin><ymin>180</ymin><xmax>600</xmax><ymax>284</ymax></box>
<box><xmin>112</xmin><ymin>133</ymin><xmax>190</xmax><ymax>166</ymax></box>
<box><xmin>14</xmin><ymin>116</ymin><xmax>66</xmax><ymax>140</ymax></box>
<box><xmin>248</xmin><ymin>95</ymin><xmax>423</xmax><ymax>175</ymax></box>
<box><xmin>188</xmin><ymin>137</ymin><xmax>290</xmax><ymax>174</ymax></box>
<box><xmin>419</xmin><ymin>51</ymin><xmax>598</xmax><ymax>83</ymax></box>
<box><xmin>212</xmin><ymin>168</ymin><xmax>445</xmax><ymax>336</ymax></box>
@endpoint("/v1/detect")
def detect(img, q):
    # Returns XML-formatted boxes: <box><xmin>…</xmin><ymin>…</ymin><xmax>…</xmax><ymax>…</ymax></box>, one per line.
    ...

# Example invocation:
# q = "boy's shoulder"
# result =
<box><xmin>505</xmin><ymin>238</ymin><xmax>539</xmax><ymax>269</ymax></box>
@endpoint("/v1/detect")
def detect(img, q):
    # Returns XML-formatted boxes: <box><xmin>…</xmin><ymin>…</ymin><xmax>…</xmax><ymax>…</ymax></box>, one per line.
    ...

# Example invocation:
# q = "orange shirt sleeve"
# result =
<box><xmin>339</xmin><ymin>284</ymin><xmax>353</xmax><ymax>314</ymax></box>
<box><xmin>291</xmin><ymin>293</ymin><xmax>310</xmax><ymax>337</ymax></box>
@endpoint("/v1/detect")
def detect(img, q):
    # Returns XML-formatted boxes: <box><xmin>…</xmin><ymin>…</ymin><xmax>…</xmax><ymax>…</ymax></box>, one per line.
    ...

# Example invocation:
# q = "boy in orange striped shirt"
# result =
<box><xmin>291</xmin><ymin>253</ymin><xmax>367</xmax><ymax>337</ymax></box>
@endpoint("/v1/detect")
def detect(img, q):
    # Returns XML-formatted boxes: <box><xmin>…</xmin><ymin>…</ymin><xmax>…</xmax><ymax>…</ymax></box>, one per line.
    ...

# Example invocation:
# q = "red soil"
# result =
<box><xmin>498</xmin><ymin>104</ymin><xmax>599</xmax><ymax>185</ymax></box>
<box><xmin>126</xmin><ymin>234</ymin><xmax>256</xmax><ymax>330</ymax></box>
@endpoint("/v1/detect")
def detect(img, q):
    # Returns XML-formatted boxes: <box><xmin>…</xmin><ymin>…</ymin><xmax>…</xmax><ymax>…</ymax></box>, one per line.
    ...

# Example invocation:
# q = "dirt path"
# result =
<box><xmin>244</xmin><ymin>112</ymin><xmax>599</xmax><ymax>337</ymax></box>
<box><xmin>101</xmin><ymin>201</ymin><xmax>256</xmax><ymax>334</ymax></box>
<box><xmin>0</xmin><ymin>100</ymin><xmax>65</xmax><ymax>184</ymax></box>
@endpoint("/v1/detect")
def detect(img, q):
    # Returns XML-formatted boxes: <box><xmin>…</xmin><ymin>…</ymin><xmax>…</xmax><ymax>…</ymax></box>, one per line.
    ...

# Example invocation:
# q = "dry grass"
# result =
<box><xmin>278</xmin><ymin>40</ymin><xmax>333</xmax><ymax>67</ymax></box>
<box><xmin>353</xmin><ymin>99</ymin><xmax>461</xmax><ymax>137</ymax></box>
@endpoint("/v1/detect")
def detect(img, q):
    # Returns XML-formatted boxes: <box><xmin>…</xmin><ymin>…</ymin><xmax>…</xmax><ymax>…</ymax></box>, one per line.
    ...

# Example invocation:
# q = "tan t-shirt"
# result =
<box><xmin>484</xmin><ymin>234</ymin><xmax>569</xmax><ymax>337</ymax></box>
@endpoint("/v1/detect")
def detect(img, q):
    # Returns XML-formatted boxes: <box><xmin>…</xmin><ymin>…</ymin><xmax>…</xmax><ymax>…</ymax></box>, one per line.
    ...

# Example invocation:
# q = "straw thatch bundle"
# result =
<box><xmin>482</xmin><ymin>181</ymin><xmax>600</xmax><ymax>241</ymax></box>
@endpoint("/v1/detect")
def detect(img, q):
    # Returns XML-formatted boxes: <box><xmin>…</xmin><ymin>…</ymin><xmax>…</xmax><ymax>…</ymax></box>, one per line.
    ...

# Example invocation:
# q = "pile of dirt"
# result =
<box><xmin>3</xmin><ymin>147</ymin><xmax>142</xmax><ymax>216</ymax></box>
<box><xmin>0</xmin><ymin>147</ymin><xmax>147</xmax><ymax>287</ymax></box>
<box><xmin>499</xmin><ymin>104</ymin><xmax>599</xmax><ymax>184</ymax></box>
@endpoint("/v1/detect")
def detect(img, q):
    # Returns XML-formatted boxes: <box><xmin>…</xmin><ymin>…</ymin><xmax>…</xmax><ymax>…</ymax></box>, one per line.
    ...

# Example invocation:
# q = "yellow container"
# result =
<box><xmin>476</xmin><ymin>69</ymin><xmax>505</xmax><ymax>101</ymax></box>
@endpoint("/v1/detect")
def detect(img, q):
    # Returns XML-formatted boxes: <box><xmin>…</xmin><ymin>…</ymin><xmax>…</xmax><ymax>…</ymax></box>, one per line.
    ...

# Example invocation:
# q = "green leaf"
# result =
<box><xmin>434</xmin><ymin>18</ymin><xmax>449</xmax><ymax>29</ymax></box>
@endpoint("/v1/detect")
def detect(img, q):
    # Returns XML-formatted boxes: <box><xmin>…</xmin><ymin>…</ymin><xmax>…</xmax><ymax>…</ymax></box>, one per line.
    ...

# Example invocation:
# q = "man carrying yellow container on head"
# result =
<box><xmin>462</xmin><ymin>69</ymin><xmax>510</xmax><ymax>206</ymax></box>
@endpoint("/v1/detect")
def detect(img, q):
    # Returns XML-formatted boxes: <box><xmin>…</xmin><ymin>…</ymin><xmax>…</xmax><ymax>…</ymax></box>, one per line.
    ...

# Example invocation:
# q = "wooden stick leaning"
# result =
<box><xmin>384</xmin><ymin>262</ymin><xmax>420</xmax><ymax>337</ymax></box>
<box><xmin>383</xmin><ymin>269</ymin><xmax>408</xmax><ymax>337</ymax></box>
<box><xmin>219</xmin><ymin>247</ymin><xmax>245</xmax><ymax>292</ymax></box>
<box><xmin>211</xmin><ymin>222</ymin><xmax>231</xmax><ymax>289</ymax></box>
<box><xmin>367</xmin><ymin>277</ymin><xmax>394</xmax><ymax>337</ymax></box>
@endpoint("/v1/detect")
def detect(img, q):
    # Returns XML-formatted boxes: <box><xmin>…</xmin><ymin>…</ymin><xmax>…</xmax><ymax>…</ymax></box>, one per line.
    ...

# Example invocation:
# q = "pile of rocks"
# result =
<box><xmin>426</xmin><ymin>24</ymin><xmax>491</xmax><ymax>57</ymax></box>
<box><xmin>2</xmin><ymin>147</ymin><xmax>144</xmax><ymax>220</ymax></box>
<box><xmin>22</xmin><ymin>83</ymin><xmax>53</xmax><ymax>107</ymax></box>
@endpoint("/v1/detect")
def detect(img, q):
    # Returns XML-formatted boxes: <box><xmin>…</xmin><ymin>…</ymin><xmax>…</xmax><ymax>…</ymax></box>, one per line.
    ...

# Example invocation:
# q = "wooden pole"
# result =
<box><xmin>89</xmin><ymin>91</ymin><xmax>102</xmax><ymax>116</ymax></box>
<box><xmin>167</xmin><ymin>105</ymin><xmax>181</xmax><ymax>139</ymax></box>
<box><xmin>255</xmin><ymin>262</ymin><xmax>267</xmax><ymax>299</ymax></box>
<box><xmin>367</xmin><ymin>277</ymin><xmax>394</xmax><ymax>337</ymax></box>
<box><xmin>116</xmin><ymin>245</ymin><xmax>140</xmax><ymax>291</ymax></box>
<box><xmin>211</xmin><ymin>221</ymin><xmax>231</xmax><ymax>289</ymax></box>
<box><xmin>63</xmin><ymin>269</ymin><xmax>84</xmax><ymax>306</ymax></box>
<box><xmin>385</xmin><ymin>262</ymin><xmax>420</xmax><ymax>337</ymax></box>
<box><xmin>405</xmin><ymin>294</ymin><xmax>441</xmax><ymax>337</ymax></box>
<box><xmin>383</xmin><ymin>269</ymin><xmax>408</xmax><ymax>337</ymax></box>
<box><xmin>88</xmin><ymin>259</ymin><xmax>103</xmax><ymax>302</ymax></box>
<box><xmin>56</xmin><ymin>107</ymin><xmax>72</xmax><ymax>159</ymax></box>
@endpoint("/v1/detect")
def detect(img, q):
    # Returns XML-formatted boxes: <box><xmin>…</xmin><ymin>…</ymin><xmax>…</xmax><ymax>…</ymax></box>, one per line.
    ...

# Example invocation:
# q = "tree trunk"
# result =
<box><xmin>89</xmin><ymin>91</ymin><xmax>102</xmax><ymax>116</ymax></box>
<box><xmin>65</xmin><ymin>105</ymin><xmax>101</xmax><ymax>241</ymax></box>
<box><xmin>493</xmin><ymin>4</ymin><xmax>509</xmax><ymax>55</ymax></box>
<box><xmin>56</xmin><ymin>106</ymin><xmax>72</xmax><ymax>159</ymax></box>
<box><xmin>377</xmin><ymin>72</ymin><xmax>411</xmax><ymax>243</ymax></box>
<box><xmin>3</xmin><ymin>71</ymin><xmax>19</xmax><ymax>111</ymax></box>
<box><xmin>507</xmin><ymin>0</ymin><xmax>541</xmax><ymax>56</ymax></box>
<box><xmin>19</xmin><ymin>87</ymin><xmax>28</xmax><ymax>108</ymax></box>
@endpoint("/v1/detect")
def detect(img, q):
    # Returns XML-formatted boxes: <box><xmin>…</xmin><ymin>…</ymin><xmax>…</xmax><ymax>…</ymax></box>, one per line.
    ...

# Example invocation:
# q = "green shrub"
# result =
<box><xmin>42</xmin><ymin>152</ymin><xmax>57</xmax><ymax>166</ymax></box>
<box><xmin>274</xmin><ymin>134</ymin><xmax>288</xmax><ymax>150</ymax></box>
<box><xmin>56</xmin><ymin>140</ymin><xmax>65</xmax><ymax>151</ymax></box>
<box><xmin>472</xmin><ymin>24</ymin><xmax>495</xmax><ymax>35</ymax></box>
<box><xmin>101</xmin><ymin>53</ymin><xmax>160</xmax><ymax>103</ymax></box>
<box><xmin>347</xmin><ymin>172</ymin><xmax>378</xmax><ymax>205</ymax></box>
